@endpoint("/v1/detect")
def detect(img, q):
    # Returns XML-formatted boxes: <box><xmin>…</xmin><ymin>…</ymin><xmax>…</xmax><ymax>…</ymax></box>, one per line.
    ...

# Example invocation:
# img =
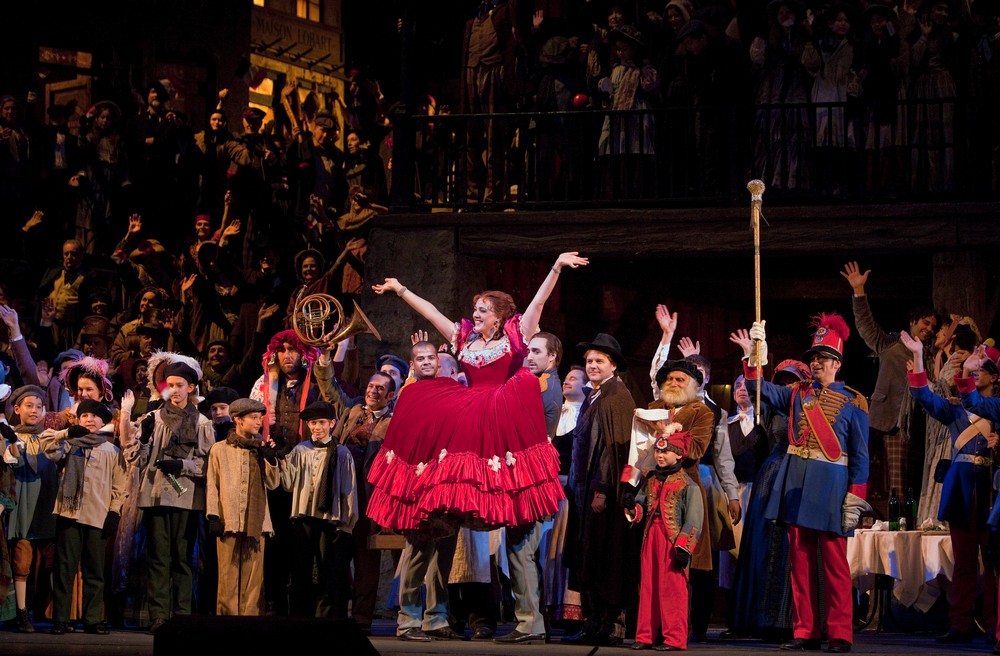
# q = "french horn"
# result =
<box><xmin>292</xmin><ymin>293</ymin><xmax>381</xmax><ymax>347</ymax></box>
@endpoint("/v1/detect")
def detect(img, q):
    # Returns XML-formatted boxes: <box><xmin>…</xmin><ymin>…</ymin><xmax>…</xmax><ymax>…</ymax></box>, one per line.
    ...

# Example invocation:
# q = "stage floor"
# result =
<box><xmin>2</xmin><ymin>621</ymin><xmax>994</xmax><ymax>656</ymax></box>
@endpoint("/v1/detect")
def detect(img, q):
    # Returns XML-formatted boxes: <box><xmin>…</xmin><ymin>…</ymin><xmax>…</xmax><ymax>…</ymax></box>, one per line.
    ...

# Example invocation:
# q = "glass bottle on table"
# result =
<box><xmin>904</xmin><ymin>487</ymin><xmax>916</xmax><ymax>530</ymax></box>
<box><xmin>887</xmin><ymin>488</ymin><xmax>900</xmax><ymax>531</ymax></box>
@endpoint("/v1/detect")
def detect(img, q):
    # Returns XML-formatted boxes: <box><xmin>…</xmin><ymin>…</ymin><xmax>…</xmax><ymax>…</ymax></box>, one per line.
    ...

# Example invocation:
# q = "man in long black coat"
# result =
<box><xmin>564</xmin><ymin>333</ymin><xmax>641</xmax><ymax>648</ymax></box>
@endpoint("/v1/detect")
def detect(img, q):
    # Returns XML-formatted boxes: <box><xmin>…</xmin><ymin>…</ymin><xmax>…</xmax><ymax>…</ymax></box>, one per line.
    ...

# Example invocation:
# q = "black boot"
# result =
<box><xmin>16</xmin><ymin>608</ymin><xmax>34</xmax><ymax>633</ymax></box>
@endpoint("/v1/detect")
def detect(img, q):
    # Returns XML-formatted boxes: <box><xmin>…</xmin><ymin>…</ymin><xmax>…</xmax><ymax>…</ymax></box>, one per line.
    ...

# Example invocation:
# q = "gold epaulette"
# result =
<box><xmin>843</xmin><ymin>386</ymin><xmax>869</xmax><ymax>413</ymax></box>
<box><xmin>539</xmin><ymin>372</ymin><xmax>550</xmax><ymax>392</ymax></box>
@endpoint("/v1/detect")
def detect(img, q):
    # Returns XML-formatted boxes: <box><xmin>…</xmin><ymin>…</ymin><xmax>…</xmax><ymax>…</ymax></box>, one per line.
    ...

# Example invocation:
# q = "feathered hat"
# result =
<box><xmin>59</xmin><ymin>355</ymin><xmax>114</xmax><ymax>402</ymax></box>
<box><xmin>146</xmin><ymin>350</ymin><xmax>204</xmax><ymax>402</ymax></box>
<box><xmin>804</xmin><ymin>313</ymin><xmax>851</xmax><ymax>361</ymax></box>
<box><xmin>653</xmin><ymin>422</ymin><xmax>692</xmax><ymax>456</ymax></box>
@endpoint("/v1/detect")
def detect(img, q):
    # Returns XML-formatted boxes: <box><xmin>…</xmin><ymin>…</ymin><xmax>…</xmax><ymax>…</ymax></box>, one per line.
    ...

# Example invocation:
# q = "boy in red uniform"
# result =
<box><xmin>625</xmin><ymin>428</ymin><xmax>703</xmax><ymax>651</ymax></box>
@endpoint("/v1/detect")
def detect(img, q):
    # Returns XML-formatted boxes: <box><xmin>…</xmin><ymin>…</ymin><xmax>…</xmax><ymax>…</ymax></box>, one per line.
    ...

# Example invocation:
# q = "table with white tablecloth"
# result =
<box><xmin>847</xmin><ymin>529</ymin><xmax>960</xmax><ymax>614</ymax></box>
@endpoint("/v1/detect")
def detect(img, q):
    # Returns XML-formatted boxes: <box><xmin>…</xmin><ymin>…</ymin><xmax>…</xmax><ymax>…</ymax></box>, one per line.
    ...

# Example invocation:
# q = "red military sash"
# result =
<box><xmin>790</xmin><ymin>382</ymin><xmax>843</xmax><ymax>461</ymax></box>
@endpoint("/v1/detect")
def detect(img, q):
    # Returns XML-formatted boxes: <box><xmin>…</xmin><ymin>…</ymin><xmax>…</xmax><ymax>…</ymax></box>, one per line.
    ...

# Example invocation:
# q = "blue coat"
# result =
<box><xmin>748</xmin><ymin>376</ymin><xmax>869</xmax><ymax>536</ymax></box>
<box><xmin>910</xmin><ymin>380</ymin><xmax>993</xmax><ymax>529</ymax></box>
<box><xmin>957</xmin><ymin>387</ymin><xmax>1000</xmax><ymax>527</ymax></box>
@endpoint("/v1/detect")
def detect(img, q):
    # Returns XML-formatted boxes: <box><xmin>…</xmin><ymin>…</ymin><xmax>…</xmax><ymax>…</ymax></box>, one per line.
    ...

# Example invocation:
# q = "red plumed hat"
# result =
<box><xmin>654</xmin><ymin>431</ymin><xmax>692</xmax><ymax>457</ymax></box>
<box><xmin>804</xmin><ymin>313</ymin><xmax>851</xmax><ymax>361</ymax></box>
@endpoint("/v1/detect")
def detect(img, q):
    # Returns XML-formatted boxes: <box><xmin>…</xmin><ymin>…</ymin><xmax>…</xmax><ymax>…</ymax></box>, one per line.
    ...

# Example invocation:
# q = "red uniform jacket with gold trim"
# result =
<box><xmin>630</xmin><ymin>469</ymin><xmax>704</xmax><ymax>555</ymax></box>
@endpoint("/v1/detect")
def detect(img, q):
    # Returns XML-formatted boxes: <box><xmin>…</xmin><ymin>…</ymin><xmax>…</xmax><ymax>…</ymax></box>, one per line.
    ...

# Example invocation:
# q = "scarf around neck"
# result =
<box><xmin>160</xmin><ymin>400</ymin><xmax>200</xmax><ymax>459</ymax></box>
<box><xmin>60</xmin><ymin>432</ymin><xmax>108</xmax><ymax>511</ymax></box>
<box><xmin>651</xmin><ymin>461</ymin><xmax>684</xmax><ymax>481</ymax></box>
<box><xmin>225</xmin><ymin>429</ymin><xmax>268</xmax><ymax>535</ymax></box>
<box><xmin>313</xmin><ymin>439</ymin><xmax>340</xmax><ymax>514</ymax></box>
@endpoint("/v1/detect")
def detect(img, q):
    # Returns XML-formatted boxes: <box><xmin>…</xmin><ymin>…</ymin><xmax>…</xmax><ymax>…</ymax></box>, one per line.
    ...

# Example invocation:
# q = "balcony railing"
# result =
<box><xmin>396</xmin><ymin>96</ymin><xmax>999</xmax><ymax>211</ymax></box>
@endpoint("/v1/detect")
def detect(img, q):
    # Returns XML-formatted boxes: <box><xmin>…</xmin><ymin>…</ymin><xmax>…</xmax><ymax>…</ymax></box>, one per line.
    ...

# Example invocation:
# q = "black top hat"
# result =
<box><xmin>577</xmin><ymin>333</ymin><xmax>628</xmax><ymax>372</ymax></box>
<box><xmin>78</xmin><ymin>316</ymin><xmax>113</xmax><ymax>345</ymax></box>
<box><xmin>136</xmin><ymin>308</ymin><xmax>169</xmax><ymax>336</ymax></box>
<box><xmin>654</xmin><ymin>359</ymin><xmax>704</xmax><ymax>387</ymax></box>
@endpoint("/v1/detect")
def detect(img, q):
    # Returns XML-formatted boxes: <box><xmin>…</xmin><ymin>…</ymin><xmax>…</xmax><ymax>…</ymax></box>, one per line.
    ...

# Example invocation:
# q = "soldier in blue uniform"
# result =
<box><xmin>950</xmin><ymin>343</ymin><xmax>1000</xmax><ymax>655</ymax></box>
<box><xmin>901</xmin><ymin>332</ymin><xmax>998</xmax><ymax>644</ymax></box>
<box><xmin>734</xmin><ymin>314</ymin><xmax>869</xmax><ymax>654</ymax></box>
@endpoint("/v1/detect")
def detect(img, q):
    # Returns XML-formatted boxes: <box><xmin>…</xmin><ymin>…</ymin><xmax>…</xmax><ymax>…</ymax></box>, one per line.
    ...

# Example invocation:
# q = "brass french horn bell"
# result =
<box><xmin>292</xmin><ymin>293</ymin><xmax>382</xmax><ymax>347</ymax></box>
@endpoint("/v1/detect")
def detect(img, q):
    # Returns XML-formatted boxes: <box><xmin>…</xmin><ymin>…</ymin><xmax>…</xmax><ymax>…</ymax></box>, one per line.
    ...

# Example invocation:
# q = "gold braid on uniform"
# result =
<box><xmin>796</xmin><ymin>386</ymin><xmax>851</xmax><ymax>449</ymax></box>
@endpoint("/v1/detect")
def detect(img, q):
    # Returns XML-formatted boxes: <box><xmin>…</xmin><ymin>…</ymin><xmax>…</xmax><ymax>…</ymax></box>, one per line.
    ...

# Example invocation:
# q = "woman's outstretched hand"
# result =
<box><xmin>554</xmin><ymin>252</ymin><xmax>589</xmax><ymax>272</ymax></box>
<box><xmin>372</xmin><ymin>278</ymin><xmax>402</xmax><ymax>295</ymax></box>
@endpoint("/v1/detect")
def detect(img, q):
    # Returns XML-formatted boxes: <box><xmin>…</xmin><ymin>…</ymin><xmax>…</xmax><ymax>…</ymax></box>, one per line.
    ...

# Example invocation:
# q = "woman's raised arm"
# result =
<box><xmin>520</xmin><ymin>252</ymin><xmax>588</xmax><ymax>338</ymax></box>
<box><xmin>372</xmin><ymin>277</ymin><xmax>455</xmax><ymax>340</ymax></box>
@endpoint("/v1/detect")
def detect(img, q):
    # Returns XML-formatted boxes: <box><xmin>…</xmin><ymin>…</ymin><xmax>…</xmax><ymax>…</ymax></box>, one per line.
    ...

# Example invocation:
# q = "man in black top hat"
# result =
<box><xmin>563</xmin><ymin>333</ymin><xmax>640</xmax><ymax>647</ymax></box>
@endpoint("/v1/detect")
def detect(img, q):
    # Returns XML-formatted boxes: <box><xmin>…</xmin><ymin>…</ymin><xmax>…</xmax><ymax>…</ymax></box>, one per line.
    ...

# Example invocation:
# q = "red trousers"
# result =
<box><xmin>950</xmin><ymin>519</ymin><xmax>997</xmax><ymax>634</ymax></box>
<box><xmin>788</xmin><ymin>525</ymin><xmax>853</xmax><ymax>643</ymax></box>
<box><xmin>636</xmin><ymin>518</ymin><xmax>689</xmax><ymax>649</ymax></box>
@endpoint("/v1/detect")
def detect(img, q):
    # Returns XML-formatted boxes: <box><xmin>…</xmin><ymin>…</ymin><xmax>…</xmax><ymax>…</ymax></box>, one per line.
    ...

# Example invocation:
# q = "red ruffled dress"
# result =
<box><xmin>366</xmin><ymin>314</ymin><xmax>565</xmax><ymax>534</ymax></box>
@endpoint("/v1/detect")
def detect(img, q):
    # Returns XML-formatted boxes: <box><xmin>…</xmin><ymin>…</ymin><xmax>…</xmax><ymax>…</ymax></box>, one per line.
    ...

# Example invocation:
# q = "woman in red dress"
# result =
<box><xmin>367</xmin><ymin>252</ymin><xmax>588</xmax><ymax>535</ymax></box>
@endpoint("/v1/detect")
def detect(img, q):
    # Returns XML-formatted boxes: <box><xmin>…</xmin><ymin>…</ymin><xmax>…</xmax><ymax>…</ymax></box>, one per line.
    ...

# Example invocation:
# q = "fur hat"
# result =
<box><xmin>655</xmin><ymin>359</ymin><xmax>704</xmax><ymax>387</ymax></box>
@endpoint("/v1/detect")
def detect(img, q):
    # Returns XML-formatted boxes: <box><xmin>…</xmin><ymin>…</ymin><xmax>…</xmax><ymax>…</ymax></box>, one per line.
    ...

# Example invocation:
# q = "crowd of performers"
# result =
<box><xmin>2</xmin><ymin>253</ymin><xmax>1000</xmax><ymax>655</ymax></box>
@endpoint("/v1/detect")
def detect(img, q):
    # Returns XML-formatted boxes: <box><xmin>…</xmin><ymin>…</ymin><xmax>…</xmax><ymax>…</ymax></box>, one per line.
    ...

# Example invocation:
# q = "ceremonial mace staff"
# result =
<box><xmin>747</xmin><ymin>179</ymin><xmax>766</xmax><ymax>425</ymax></box>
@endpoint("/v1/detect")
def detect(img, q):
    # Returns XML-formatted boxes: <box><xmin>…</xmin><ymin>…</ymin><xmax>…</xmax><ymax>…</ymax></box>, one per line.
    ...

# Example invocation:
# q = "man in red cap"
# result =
<box><xmin>624</xmin><ymin>427</ymin><xmax>704</xmax><ymax>651</ymax></box>
<box><xmin>735</xmin><ymin>316</ymin><xmax>869</xmax><ymax>653</ymax></box>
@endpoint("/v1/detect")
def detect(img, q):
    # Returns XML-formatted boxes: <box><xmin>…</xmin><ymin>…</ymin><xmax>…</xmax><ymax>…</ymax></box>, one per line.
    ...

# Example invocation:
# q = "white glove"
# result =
<box><xmin>597</xmin><ymin>77</ymin><xmax>613</xmax><ymax>95</ymax></box>
<box><xmin>748</xmin><ymin>320</ymin><xmax>768</xmax><ymax>367</ymax></box>
<box><xmin>842</xmin><ymin>492</ymin><xmax>872</xmax><ymax>533</ymax></box>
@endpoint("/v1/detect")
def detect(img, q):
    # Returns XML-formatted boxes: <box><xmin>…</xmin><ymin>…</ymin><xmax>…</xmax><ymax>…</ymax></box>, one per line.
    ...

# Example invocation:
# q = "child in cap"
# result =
<box><xmin>2</xmin><ymin>385</ymin><xmax>56</xmax><ymax>632</ymax></box>
<box><xmin>206</xmin><ymin>398</ymin><xmax>281</xmax><ymax>616</ymax></box>
<box><xmin>41</xmin><ymin>399</ymin><xmax>126</xmax><ymax>635</ymax></box>
<box><xmin>624</xmin><ymin>425</ymin><xmax>704</xmax><ymax>651</ymax></box>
